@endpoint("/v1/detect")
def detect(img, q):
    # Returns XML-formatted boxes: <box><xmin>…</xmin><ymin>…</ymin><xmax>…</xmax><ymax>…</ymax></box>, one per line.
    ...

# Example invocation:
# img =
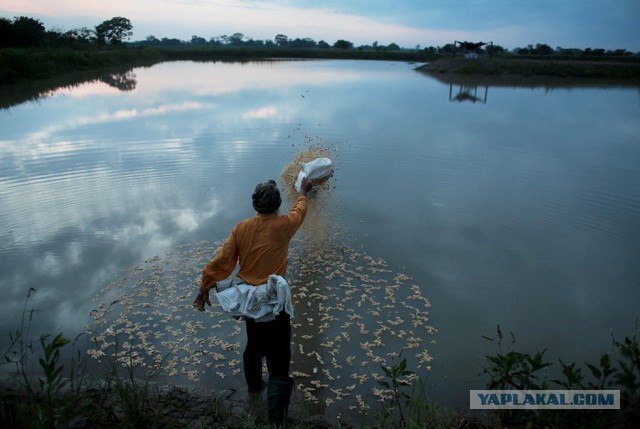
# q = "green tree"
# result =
<box><xmin>145</xmin><ymin>35</ymin><xmax>160</xmax><ymax>45</ymax></box>
<box><xmin>610</xmin><ymin>49</ymin><xmax>630</xmax><ymax>57</ymax></box>
<box><xmin>11</xmin><ymin>16</ymin><xmax>46</xmax><ymax>47</ymax></box>
<box><xmin>0</xmin><ymin>17</ymin><xmax>13</xmax><ymax>48</ymax></box>
<box><xmin>63</xmin><ymin>27</ymin><xmax>96</xmax><ymax>44</ymax></box>
<box><xmin>534</xmin><ymin>43</ymin><xmax>553</xmax><ymax>55</ymax></box>
<box><xmin>333</xmin><ymin>39</ymin><xmax>353</xmax><ymax>49</ymax></box>
<box><xmin>275</xmin><ymin>34</ymin><xmax>289</xmax><ymax>47</ymax></box>
<box><xmin>95</xmin><ymin>16</ymin><xmax>133</xmax><ymax>45</ymax></box>
<box><xmin>190</xmin><ymin>35</ymin><xmax>207</xmax><ymax>46</ymax></box>
<box><xmin>485</xmin><ymin>43</ymin><xmax>505</xmax><ymax>55</ymax></box>
<box><xmin>160</xmin><ymin>37</ymin><xmax>183</xmax><ymax>47</ymax></box>
<box><xmin>229</xmin><ymin>32</ymin><xmax>244</xmax><ymax>46</ymax></box>
<box><xmin>440</xmin><ymin>43</ymin><xmax>455</xmax><ymax>53</ymax></box>
<box><xmin>289</xmin><ymin>37</ymin><xmax>316</xmax><ymax>48</ymax></box>
<box><xmin>245</xmin><ymin>38</ymin><xmax>262</xmax><ymax>46</ymax></box>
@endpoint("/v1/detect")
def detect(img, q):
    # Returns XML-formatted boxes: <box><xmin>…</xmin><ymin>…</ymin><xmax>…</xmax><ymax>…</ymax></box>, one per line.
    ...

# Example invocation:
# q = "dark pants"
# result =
<box><xmin>243</xmin><ymin>312</ymin><xmax>291</xmax><ymax>392</ymax></box>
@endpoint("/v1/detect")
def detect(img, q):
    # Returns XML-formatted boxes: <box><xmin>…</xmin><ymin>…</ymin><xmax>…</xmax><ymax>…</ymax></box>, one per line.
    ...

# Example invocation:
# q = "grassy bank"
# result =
<box><xmin>418</xmin><ymin>56</ymin><xmax>640</xmax><ymax>79</ymax></box>
<box><xmin>0</xmin><ymin>46</ymin><xmax>434</xmax><ymax>109</ymax></box>
<box><xmin>0</xmin><ymin>46</ymin><xmax>433</xmax><ymax>86</ymax></box>
<box><xmin>2</xmin><ymin>323</ymin><xmax>638</xmax><ymax>428</ymax></box>
<box><xmin>3</xmin><ymin>47</ymin><xmax>640</xmax><ymax>110</ymax></box>
<box><xmin>3</xmin><ymin>46</ymin><xmax>640</xmax><ymax>88</ymax></box>
<box><xmin>0</xmin><ymin>47</ymin><xmax>163</xmax><ymax>85</ymax></box>
<box><xmin>2</xmin><ymin>291</ymin><xmax>638</xmax><ymax>428</ymax></box>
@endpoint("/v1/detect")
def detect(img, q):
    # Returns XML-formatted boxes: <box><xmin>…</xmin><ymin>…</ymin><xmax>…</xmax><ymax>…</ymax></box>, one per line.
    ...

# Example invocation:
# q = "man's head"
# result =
<box><xmin>252</xmin><ymin>179</ymin><xmax>282</xmax><ymax>214</ymax></box>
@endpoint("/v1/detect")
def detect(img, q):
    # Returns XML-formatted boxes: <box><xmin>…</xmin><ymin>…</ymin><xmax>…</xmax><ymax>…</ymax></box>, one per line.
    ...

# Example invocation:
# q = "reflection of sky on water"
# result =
<box><xmin>1</xmin><ymin>60</ymin><xmax>640</xmax><ymax>411</ymax></box>
<box><xmin>0</xmin><ymin>61</ymin><xmax>403</xmax><ymax>257</ymax></box>
<box><xmin>0</xmin><ymin>60</ymin><xmax>406</xmax><ymax>374</ymax></box>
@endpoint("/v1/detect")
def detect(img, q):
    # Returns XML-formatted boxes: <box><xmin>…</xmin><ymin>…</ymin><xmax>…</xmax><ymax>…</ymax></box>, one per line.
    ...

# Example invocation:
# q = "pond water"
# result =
<box><xmin>1</xmin><ymin>60</ymin><xmax>639</xmax><ymax>419</ymax></box>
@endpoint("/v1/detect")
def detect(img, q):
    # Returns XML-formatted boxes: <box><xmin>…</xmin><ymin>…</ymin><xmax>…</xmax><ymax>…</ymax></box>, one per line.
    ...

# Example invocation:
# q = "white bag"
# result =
<box><xmin>294</xmin><ymin>157</ymin><xmax>333</xmax><ymax>192</ymax></box>
<box><xmin>215</xmin><ymin>275</ymin><xmax>294</xmax><ymax>322</ymax></box>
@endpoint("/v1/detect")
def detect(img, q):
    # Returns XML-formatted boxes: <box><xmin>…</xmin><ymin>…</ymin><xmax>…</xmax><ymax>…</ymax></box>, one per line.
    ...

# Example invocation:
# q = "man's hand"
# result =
<box><xmin>193</xmin><ymin>289</ymin><xmax>212</xmax><ymax>311</ymax></box>
<box><xmin>299</xmin><ymin>178</ymin><xmax>313</xmax><ymax>196</ymax></box>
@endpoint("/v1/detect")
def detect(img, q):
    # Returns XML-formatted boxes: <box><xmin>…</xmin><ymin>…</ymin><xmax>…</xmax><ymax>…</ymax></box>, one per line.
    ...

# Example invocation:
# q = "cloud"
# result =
<box><xmin>242</xmin><ymin>105</ymin><xmax>278</xmax><ymax>120</ymax></box>
<box><xmin>11</xmin><ymin>101</ymin><xmax>211</xmax><ymax>145</ymax></box>
<box><xmin>2</xmin><ymin>0</ymin><xmax>639</xmax><ymax>49</ymax></box>
<box><xmin>1</xmin><ymin>0</ymin><xmax>480</xmax><ymax>46</ymax></box>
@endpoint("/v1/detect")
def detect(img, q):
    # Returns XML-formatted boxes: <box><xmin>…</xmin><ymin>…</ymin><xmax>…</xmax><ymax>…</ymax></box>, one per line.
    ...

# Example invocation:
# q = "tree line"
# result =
<box><xmin>0</xmin><ymin>15</ymin><xmax>637</xmax><ymax>58</ymax></box>
<box><xmin>0</xmin><ymin>15</ymin><xmax>397</xmax><ymax>52</ymax></box>
<box><xmin>0</xmin><ymin>16</ymin><xmax>133</xmax><ymax>48</ymax></box>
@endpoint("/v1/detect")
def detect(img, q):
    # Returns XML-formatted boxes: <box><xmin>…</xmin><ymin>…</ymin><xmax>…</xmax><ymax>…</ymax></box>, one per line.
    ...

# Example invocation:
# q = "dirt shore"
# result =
<box><xmin>0</xmin><ymin>378</ymin><xmax>338</xmax><ymax>429</ymax></box>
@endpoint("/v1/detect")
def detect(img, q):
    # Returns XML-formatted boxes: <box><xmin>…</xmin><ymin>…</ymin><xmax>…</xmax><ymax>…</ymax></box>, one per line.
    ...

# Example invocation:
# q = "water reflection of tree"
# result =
<box><xmin>99</xmin><ymin>70</ymin><xmax>137</xmax><ymax>91</ymax></box>
<box><xmin>0</xmin><ymin>67</ymin><xmax>142</xmax><ymax>110</ymax></box>
<box><xmin>449</xmin><ymin>83</ymin><xmax>488</xmax><ymax>103</ymax></box>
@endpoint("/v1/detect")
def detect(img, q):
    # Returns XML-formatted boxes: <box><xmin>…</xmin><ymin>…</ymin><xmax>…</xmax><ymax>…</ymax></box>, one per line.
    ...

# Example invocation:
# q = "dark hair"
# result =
<box><xmin>252</xmin><ymin>180</ymin><xmax>282</xmax><ymax>214</ymax></box>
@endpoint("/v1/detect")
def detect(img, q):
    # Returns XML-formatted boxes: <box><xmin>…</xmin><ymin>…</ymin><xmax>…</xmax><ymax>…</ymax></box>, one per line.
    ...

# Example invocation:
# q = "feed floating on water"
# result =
<box><xmin>86</xmin><ymin>139</ymin><xmax>436</xmax><ymax>417</ymax></box>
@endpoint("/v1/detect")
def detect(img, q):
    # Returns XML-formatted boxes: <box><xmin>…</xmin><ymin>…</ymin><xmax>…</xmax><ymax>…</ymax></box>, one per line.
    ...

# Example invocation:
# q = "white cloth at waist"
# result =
<box><xmin>215</xmin><ymin>274</ymin><xmax>294</xmax><ymax>322</ymax></box>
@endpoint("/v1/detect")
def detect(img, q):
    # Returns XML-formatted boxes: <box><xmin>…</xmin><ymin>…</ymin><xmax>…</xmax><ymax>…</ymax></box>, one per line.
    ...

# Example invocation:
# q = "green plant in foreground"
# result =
<box><xmin>3</xmin><ymin>288</ymin><xmax>636</xmax><ymax>428</ymax></box>
<box><xmin>377</xmin><ymin>350</ymin><xmax>414</xmax><ymax>428</ymax></box>
<box><xmin>37</xmin><ymin>333</ymin><xmax>70</xmax><ymax>427</ymax></box>
<box><xmin>612</xmin><ymin>323</ymin><xmax>640</xmax><ymax>425</ymax></box>
<box><xmin>481</xmin><ymin>325</ymin><xmax>551</xmax><ymax>391</ymax></box>
<box><xmin>482</xmin><ymin>320</ymin><xmax>640</xmax><ymax>429</ymax></box>
<box><xmin>1</xmin><ymin>289</ymin><xmax>95</xmax><ymax>429</ymax></box>
<box><xmin>378</xmin><ymin>351</ymin><xmax>422</xmax><ymax>428</ymax></box>
<box><xmin>99</xmin><ymin>333</ymin><xmax>170</xmax><ymax>428</ymax></box>
<box><xmin>373</xmin><ymin>355</ymin><xmax>478</xmax><ymax>429</ymax></box>
<box><xmin>3</xmin><ymin>288</ymin><xmax>39</xmax><ymax>395</ymax></box>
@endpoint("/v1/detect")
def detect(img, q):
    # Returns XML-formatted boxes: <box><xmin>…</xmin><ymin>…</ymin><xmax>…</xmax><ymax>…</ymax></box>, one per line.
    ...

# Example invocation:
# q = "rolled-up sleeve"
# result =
<box><xmin>283</xmin><ymin>195</ymin><xmax>307</xmax><ymax>238</ymax></box>
<box><xmin>201</xmin><ymin>232</ymin><xmax>239</xmax><ymax>292</ymax></box>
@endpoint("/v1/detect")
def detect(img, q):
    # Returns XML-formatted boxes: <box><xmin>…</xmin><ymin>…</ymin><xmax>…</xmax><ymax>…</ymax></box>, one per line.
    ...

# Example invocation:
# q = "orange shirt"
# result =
<box><xmin>201</xmin><ymin>195</ymin><xmax>307</xmax><ymax>291</ymax></box>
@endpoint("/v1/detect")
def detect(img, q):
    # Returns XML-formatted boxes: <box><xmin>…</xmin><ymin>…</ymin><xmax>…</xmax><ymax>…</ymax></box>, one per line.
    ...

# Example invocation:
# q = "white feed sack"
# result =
<box><xmin>294</xmin><ymin>157</ymin><xmax>334</xmax><ymax>192</ymax></box>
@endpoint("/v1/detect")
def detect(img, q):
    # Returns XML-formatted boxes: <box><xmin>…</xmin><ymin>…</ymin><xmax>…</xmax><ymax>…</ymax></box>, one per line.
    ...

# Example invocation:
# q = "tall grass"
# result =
<box><xmin>1</xmin><ymin>289</ymin><xmax>93</xmax><ymax>428</ymax></box>
<box><xmin>480</xmin><ymin>322</ymin><xmax>640</xmax><ymax>428</ymax></box>
<box><xmin>373</xmin><ymin>352</ymin><xmax>478</xmax><ymax>428</ymax></box>
<box><xmin>2</xmin><ymin>290</ymin><xmax>638</xmax><ymax>428</ymax></box>
<box><xmin>0</xmin><ymin>45</ymin><xmax>431</xmax><ymax>86</ymax></box>
<box><xmin>0</xmin><ymin>290</ymin><xmax>176</xmax><ymax>428</ymax></box>
<box><xmin>0</xmin><ymin>47</ymin><xmax>162</xmax><ymax>85</ymax></box>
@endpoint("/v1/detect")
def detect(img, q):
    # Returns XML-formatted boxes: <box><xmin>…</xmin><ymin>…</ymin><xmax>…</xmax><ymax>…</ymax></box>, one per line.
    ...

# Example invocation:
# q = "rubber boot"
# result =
<box><xmin>245</xmin><ymin>380</ymin><xmax>267</xmax><ymax>415</ymax></box>
<box><xmin>267</xmin><ymin>375</ymin><xmax>294</xmax><ymax>428</ymax></box>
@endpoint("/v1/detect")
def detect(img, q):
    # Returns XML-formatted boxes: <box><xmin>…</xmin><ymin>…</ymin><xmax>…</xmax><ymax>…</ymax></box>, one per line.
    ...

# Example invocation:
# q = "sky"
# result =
<box><xmin>1</xmin><ymin>0</ymin><xmax>639</xmax><ymax>51</ymax></box>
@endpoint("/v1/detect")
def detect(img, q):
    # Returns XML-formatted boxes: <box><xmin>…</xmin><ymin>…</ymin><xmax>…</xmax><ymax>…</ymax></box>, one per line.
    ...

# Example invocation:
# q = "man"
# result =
<box><xmin>194</xmin><ymin>177</ymin><xmax>312</xmax><ymax>426</ymax></box>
